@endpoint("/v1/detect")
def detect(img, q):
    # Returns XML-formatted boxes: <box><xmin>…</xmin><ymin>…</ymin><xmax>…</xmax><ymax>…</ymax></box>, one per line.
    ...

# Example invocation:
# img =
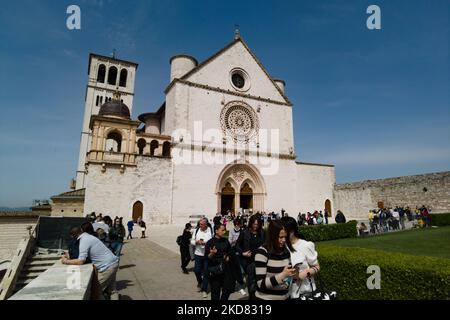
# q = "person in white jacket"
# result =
<box><xmin>191</xmin><ymin>217</ymin><xmax>213</xmax><ymax>298</ymax></box>
<box><xmin>281</xmin><ymin>217</ymin><xmax>320</xmax><ymax>299</ymax></box>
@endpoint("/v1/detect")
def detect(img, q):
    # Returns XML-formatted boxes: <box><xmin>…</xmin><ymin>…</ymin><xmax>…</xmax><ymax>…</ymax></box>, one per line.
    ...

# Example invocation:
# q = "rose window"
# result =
<box><xmin>220</xmin><ymin>101</ymin><xmax>259</xmax><ymax>143</ymax></box>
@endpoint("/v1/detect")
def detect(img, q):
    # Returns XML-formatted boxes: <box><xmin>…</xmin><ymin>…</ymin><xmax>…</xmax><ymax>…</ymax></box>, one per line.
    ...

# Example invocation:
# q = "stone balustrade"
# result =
<box><xmin>9</xmin><ymin>261</ymin><xmax>94</xmax><ymax>300</ymax></box>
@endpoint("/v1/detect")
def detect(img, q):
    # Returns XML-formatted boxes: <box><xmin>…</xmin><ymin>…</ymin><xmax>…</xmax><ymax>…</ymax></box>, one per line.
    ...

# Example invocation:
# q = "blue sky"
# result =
<box><xmin>0</xmin><ymin>0</ymin><xmax>449</xmax><ymax>207</ymax></box>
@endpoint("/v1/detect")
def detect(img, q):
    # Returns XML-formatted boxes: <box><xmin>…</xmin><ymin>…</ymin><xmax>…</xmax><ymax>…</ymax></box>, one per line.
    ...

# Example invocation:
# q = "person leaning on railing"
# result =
<box><xmin>61</xmin><ymin>226</ymin><xmax>120</xmax><ymax>300</ymax></box>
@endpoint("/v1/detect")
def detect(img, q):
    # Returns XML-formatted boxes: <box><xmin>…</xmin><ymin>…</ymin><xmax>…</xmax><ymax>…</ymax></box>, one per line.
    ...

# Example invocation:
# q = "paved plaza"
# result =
<box><xmin>116</xmin><ymin>224</ymin><xmax>247</xmax><ymax>300</ymax></box>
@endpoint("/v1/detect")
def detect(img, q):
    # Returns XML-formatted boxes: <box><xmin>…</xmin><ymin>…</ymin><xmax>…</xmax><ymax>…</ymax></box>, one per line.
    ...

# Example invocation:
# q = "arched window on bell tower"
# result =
<box><xmin>108</xmin><ymin>66</ymin><xmax>118</xmax><ymax>85</ymax></box>
<box><xmin>97</xmin><ymin>64</ymin><xmax>106</xmax><ymax>83</ymax></box>
<box><xmin>105</xmin><ymin>131</ymin><xmax>122</xmax><ymax>152</ymax></box>
<box><xmin>119</xmin><ymin>69</ymin><xmax>128</xmax><ymax>87</ymax></box>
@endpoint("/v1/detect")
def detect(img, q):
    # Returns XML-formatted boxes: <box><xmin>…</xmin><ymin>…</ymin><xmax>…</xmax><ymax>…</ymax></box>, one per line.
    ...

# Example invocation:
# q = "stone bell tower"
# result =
<box><xmin>75</xmin><ymin>53</ymin><xmax>138</xmax><ymax>189</ymax></box>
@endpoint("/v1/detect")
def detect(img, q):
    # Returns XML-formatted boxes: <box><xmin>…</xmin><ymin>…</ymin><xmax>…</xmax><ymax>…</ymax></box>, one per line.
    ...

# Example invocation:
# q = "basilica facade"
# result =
<box><xmin>74</xmin><ymin>36</ymin><xmax>335</xmax><ymax>224</ymax></box>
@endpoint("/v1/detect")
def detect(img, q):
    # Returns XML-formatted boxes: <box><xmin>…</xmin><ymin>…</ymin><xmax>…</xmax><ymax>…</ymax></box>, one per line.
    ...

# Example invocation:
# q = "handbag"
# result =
<box><xmin>207</xmin><ymin>238</ymin><xmax>226</xmax><ymax>276</ymax></box>
<box><xmin>295</xmin><ymin>273</ymin><xmax>337</xmax><ymax>300</ymax></box>
<box><xmin>208</xmin><ymin>262</ymin><xmax>225</xmax><ymax>276</ymax></box>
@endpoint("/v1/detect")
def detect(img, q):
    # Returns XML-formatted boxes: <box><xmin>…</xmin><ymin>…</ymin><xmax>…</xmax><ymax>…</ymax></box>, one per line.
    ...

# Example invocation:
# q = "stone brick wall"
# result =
<box><xmin>296</xmin><ymin>162</ymin><xmax>335</xmax><ymax>215</ymax></box>
<box><xmin>334</xmin><ymin>171</ymin><xmax>450</xmax><ymax>219</ymax></box>
<box><xmin>84</xmin><ymin>156</ymin><xmax>173</xmax><ymax>224</ymax></box>
<box><xmin>51</xmin><ymin>202</ymin><xmax>84</xmax><ymax>217</ymax></box>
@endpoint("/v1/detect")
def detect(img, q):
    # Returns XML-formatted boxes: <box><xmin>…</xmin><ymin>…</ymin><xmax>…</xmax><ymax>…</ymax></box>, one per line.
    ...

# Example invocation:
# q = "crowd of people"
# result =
<box><xmin>177</xmin><ymin>212</ymin><xmax>328</xmax><ymax>301</ymax></box>
<box><xmin>364</xmin><ymin>205</ymin><xmax>431</xmax><ymax>235</ymax></box>
<box><xmin>61</xmin><ymin>212</ymin><xmax>147</xmax><ymax>300</ymax></box>
<box><xmin>209</xmin><ymin>208</ymin><xmax>344</xmax><ymax>230</ymax></box>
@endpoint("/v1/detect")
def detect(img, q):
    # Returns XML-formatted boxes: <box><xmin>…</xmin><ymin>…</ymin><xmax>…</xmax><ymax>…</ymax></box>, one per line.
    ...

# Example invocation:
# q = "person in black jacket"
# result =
<box><xmin>180</xmin><ymin>223</ymin><xmax>192</xmax><ymax>274</ymax></box>
<box><xmin>335</xmin><ymin>210</ymin><xmax>346</xmax><ymax>224</ymax></box>
<box><xmin>235</xmin><ymin>214</ymin><xmax>265</xmax><ymax>300</ymax></box>
<box><xmin>205</xmin><ymin>223</ymin><xmax>232</xmax><ymax>300</ymax></box>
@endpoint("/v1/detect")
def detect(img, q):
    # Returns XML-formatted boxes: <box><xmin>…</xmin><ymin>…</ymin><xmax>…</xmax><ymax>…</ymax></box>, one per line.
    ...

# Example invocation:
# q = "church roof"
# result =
<box><xmin>138</xmin><ymin>102</ymin><xmax>165</xmax><ymax>123</ymax></box>
<box><xmin>51</xmin><ymin>188</ymin><xmax>85</xmax><ymax>200</ymax></box>
<box><xmin>99</xmin><ymin>99</ymin><xmax>131</xmax><ymax>119</ymax></box>
<box><xmin>170</xmin><ymin>37</ymin><xmax>291</xmax><ymax>105</ymax></box>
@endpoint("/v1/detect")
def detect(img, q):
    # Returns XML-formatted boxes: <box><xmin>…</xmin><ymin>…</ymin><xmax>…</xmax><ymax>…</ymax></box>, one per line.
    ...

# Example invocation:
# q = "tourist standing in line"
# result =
<box><xmin>191</xmin><ymin>218</ymin><xmax>213</xmax><ymax>298</ymax></box>
<box><xmin>281</xmin><ymin>217</ymin><xmax>320</xmax><ymax>299</ymax></box>
<box><xmin>228</xmin><ymin>218</ymin><xmax>246</xmax><ymax>296</ymax></box>
<box><xmin>180</xmin><ymin>223</ymin><xmax>192</xmax><ymax>274</ymax></box>
<box><xmin>236</xmin><ymin>214</ymin><xmax>265</xmax><ymax>300</ymax></box>
<box><xmin>205</xmin><ymin>223</ymin><xmax>232</xmax><ymax>300</ymax></box>
<box><xmin>254</xmin><ymin>220</ymin><xmax>295</xmax><ymax>300</ymax></box>
<box><xmin>228</xmin><ymin>218</ymin><xmax>242</xmax><ymax>247</ymax></box>
<box><xmin>110</xmin><ymin>217</ymin><xmax>125</xmax><ymax>257</ymax></box>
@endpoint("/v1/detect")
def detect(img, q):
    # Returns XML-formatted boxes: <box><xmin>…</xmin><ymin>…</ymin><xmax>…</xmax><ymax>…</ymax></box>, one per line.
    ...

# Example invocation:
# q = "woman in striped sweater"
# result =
<box><xmin>254</xmin><ymin>220</ymin><xmax>296</xmax><ymax>300</ymax></box>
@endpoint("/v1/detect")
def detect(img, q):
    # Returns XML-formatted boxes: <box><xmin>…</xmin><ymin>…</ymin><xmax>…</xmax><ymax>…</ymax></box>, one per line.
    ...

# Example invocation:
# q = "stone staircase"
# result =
<box><xmin>13</xmin><ymin>252</ymin><xmax>60</xmax><ymax>293</ymax></box>
<box><xmin>0</xmin><ymin>218</ymin><xmax>37</xmax><ymax>265</ymax></box>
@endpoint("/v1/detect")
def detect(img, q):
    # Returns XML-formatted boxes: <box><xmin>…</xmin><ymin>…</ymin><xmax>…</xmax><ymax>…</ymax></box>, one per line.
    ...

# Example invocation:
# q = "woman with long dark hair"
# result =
<box><xmin>281</xmin><ymin>216</ymin><xmax>320</xmax><ymax>299</ymax></box>
<box><xmin>236</xmin><ymin>213</ymin><xmax>265</xmax><ymax>299</ymax></box>
<box><xmin>254</xmin><ymin>220</ymin><xmax>295</xmax><ymax>300</ymax></box>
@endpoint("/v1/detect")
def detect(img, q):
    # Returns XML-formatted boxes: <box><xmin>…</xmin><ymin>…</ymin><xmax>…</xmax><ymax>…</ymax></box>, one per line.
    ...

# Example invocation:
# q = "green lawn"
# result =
<box><xmin>317</xmin><ymin>226</ymin><xmax>450</xmax><ymax>259</ymax></box>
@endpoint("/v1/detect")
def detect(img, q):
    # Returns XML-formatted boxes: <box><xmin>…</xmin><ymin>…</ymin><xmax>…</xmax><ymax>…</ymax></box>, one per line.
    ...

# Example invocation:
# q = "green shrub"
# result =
<box><xmin>430</xmin><ymin>213</ymin><xmax>450</xmax><ymax>226</ymax></box>
<box><xmin>315</xmin><ymin>244</ymin><xmax>450</xmax><ymax>300</ymax></box>
<box><xmin>298</xmin><ymin>221</ymin><xmax>358</xmax><ymax>242</ymax></box>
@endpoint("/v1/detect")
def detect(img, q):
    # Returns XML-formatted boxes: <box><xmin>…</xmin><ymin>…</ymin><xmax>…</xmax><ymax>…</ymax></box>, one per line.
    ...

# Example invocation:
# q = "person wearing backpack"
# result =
<box><xmin>191</xmin><ymin>217</ymin><xmax>213</xmax><ymax>298</ymax></box>
<box><xmin>178</xmin><ymin>223</ymin><xmax>192</xmax><ymax>274</ymax></box>
<box><xmin>126</xmin><ymin>219</ymin><xmax>134</xmax><ymax>239</ymax></box>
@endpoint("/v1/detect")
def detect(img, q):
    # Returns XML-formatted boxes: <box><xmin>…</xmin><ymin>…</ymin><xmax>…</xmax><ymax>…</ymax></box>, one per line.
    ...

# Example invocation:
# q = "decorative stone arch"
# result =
<box><xmin>97</xmin><ymin>64</ymin><xmax>106</xmax><ymax>83</ymax></box>
<box><xmin>137</xmin><ymin>138</ymin><xmax>147</xmax><ymax>155</ymax></box>
<box><xmin>215</xmin><ymin>160</ymin><xmax>266</xmax><ymax>214</ymax></box>
<box><xmin>240</xmin><ymin>178</ymin><xmax>257</xmax><ymax>193</ymax></box>
<box><xmin>108</xmin><ymin>66</ymin><xmax>118</xmax><ymax>85</ymax></box>
<box><xmin>105</xmin><ymin>129</ymin><xmax>123</xmax><ymax>152</ymax></box>
<box><xmin>222</xmin><ymin>178</ymin><xmax>239</xmax><ymax>192</ymax></box>
<box><xmin>162</xmin><ymin>141</ymin><xmax>171</xmax><ymax>157</ymax></box>
<box><xmin>119</xmin><ymin>68</ymin><xmax>128</xmax><ymax>87</ymax></box>
<box><xmin>150</xmin><ymin>140</ymin><xmax>159</xmax><ymax>156</ymax></box>
<box><xmin>104</xmin><ymin>127</ymin><xmax>127</xmax><ymax>139</ymax></box>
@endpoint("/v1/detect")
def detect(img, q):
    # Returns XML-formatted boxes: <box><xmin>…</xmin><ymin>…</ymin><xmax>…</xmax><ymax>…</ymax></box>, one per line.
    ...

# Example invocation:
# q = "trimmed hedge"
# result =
<box><xmin>298</xmin><ymin>221</ymin><xmax>358</xmax><ymax>242</ymax></box>
<box><xmin>315</xmin><ymin>244</ymin><xmax>450</xmax><ymax>300</ymax></box>
<box><xmin>430</xmin><ymin>213</ymin><xmax>450</xmax><ymax>226</ymax></box>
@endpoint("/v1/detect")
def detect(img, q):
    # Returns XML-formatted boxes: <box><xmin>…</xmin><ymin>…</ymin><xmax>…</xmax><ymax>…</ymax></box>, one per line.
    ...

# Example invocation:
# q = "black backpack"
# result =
<box><xmin>176</xmin><ymin>235</ymin><xmax>183</xmax><ymax>246</ymax></box>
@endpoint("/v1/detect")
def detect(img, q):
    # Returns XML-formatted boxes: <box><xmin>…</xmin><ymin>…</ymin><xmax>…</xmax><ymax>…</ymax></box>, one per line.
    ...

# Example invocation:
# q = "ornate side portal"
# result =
<box><xmin>216</xmin><ymin>161</ymin><xmax>266</xmax><ymax>214</ymax></box>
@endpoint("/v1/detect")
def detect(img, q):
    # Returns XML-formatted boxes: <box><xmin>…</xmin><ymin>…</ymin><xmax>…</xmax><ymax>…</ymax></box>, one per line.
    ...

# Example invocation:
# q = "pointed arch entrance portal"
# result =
<box><xmin>240</xmin><ymin>183</ymin><xmax>253</xmax><ymax>210</ymax></box>
<box><xmin>221</xmin><ymin>182</ymin><xmax>235</xmax><ymax>214</ymax></box>
<box><xmin>216</xmin><ymin>161</ymin><xmax>266</xmax><ymax>215</ymax></box>
<box><xmin>132</xmin><ymin>201</ymin><xmax>143</xmax><ymax>222</ymax></box>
